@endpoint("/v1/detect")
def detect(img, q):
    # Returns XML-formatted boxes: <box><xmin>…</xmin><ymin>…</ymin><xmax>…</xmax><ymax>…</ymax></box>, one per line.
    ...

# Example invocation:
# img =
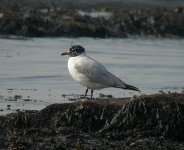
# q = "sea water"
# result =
<box><xmin>0</xmin><ymin>36</ymin><xmax>184</xmax><ymax>114</ymax></box>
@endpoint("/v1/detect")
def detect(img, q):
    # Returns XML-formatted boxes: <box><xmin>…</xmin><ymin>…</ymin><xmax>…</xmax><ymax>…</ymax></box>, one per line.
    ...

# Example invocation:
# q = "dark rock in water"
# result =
<box><xmin>1</xmin><ymin>93</ymin><xmax>184</xmax><ymax>149</ymax></box>
<box><xmin>0</xmin><ymin>7</ymin><xmax>184</xmax><ymax>37</ymax></box>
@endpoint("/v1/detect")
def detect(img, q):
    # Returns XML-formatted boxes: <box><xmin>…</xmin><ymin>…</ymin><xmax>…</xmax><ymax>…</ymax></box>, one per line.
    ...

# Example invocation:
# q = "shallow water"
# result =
<box><xmin>0</xmin><ymin>36</ymin><xmax>184</xmax><ymax>114</ymax></box>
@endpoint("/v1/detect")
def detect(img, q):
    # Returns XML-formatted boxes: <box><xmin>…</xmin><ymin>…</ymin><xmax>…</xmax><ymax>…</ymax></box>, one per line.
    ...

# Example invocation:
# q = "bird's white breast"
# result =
<box><xmin>68</xmin><ymin>56</ymin><xmax>80</xmax><ymax>80</ymax></box>
<box><xmin>68</xmin><ymin>54</ymin><xmax>90</xmax><ymax>87</ymax></box>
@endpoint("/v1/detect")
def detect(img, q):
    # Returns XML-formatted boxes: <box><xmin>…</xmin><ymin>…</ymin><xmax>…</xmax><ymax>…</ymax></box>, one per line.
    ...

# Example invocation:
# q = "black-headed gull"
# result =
<box><xmin>62</xmin><ymin>45</ymin><xmax>140</xmax><ymax>99</ymax></box>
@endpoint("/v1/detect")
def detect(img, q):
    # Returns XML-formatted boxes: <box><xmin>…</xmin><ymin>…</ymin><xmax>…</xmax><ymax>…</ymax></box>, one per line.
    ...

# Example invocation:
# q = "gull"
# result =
<box><xmin>61</xmin><ymin>45</ymin><xmax>140</xmax><ymax>99</ymax></box>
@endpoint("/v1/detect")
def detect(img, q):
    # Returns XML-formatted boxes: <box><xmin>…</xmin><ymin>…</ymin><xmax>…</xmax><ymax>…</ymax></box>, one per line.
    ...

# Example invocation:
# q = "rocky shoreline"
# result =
<box><xmin>0</xmin><ymin>7</ymin><xmax>184</xmax><ymax>38</ymax></box>
<box><xmin>1</xmin><ymin>93</ymin><xmax>184</xmax><ymax>149</ymax></box>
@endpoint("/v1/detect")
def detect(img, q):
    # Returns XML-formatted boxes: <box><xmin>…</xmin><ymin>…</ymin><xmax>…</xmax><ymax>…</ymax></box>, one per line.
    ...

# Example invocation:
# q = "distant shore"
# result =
<box><xmin>0</xmin><ymin>6</ymin><xmax>184</xmax><ymax>38</ymax></box>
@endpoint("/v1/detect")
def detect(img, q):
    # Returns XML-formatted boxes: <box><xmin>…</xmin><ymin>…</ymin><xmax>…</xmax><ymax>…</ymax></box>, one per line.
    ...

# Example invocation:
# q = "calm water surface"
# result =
<box><xmin>0</xmin><ymin>36</ymin><xmax>184</xmax><ymax>114</ymax></box>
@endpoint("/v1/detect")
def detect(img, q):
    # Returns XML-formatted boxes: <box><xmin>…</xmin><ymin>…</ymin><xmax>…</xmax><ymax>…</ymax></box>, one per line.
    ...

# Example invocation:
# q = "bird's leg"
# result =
<box><xmin>84</xmin><ymin>88</ymin><xmax>88</xmax><ymax>98</ymax></box>
<box><xmin>91</xmin><ymin>90</ymin><xmax>94</xmax><ymax>99</ymax></box>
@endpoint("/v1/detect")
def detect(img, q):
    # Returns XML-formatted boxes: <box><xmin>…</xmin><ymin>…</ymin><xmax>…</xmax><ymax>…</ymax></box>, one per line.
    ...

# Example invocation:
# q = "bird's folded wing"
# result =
<box><xmin>75</xmin><ymin>59</ymin><xmax>126</xmax><ymax>88</ymax></box>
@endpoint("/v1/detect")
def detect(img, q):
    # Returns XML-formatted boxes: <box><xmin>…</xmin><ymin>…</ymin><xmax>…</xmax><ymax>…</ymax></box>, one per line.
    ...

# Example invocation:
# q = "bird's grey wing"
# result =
<box><xmin>75</xmin><ymin>59</ymin><xmax>126</xmax><ymax>88</ymax></box>
<box><xmin>88</xmin><ymin>63</ymin><xmax>139</xmax><ymax>91</ymax></box>
<box><xmin>74</xmin><ymin>61</ymin><xmax>108</xmax><ymax>85</ymax></box>
<box><xmin>88</xmin><ymin>62</ymin><xmax>111</xmax><ymax>86</ymax></box>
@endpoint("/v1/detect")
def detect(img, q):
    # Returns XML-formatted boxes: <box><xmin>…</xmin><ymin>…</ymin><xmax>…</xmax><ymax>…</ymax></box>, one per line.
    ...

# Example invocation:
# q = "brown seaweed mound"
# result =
<box><xmin>1</xmin><ymin>93</ymin><xmax>184</xmax><ymax>149</ymax></box>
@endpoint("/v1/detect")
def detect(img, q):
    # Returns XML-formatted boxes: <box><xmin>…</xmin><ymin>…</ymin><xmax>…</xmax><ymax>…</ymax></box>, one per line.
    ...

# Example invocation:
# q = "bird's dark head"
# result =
<box><xmin>61</xmin><ymin>45</ymin><xmax>85</xmax><ymax>57</ymax></box>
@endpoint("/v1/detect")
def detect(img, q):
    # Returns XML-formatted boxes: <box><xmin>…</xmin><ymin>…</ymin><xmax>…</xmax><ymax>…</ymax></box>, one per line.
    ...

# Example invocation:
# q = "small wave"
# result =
<box><xmin>1</xmin><ymin>75</ymin><xmax>63</xmax><ymax>81</ymax></box>
<box><xmin>0</xmin><ymin>35</ymin><xmax>31</xmax><ymax>41</ymax></box>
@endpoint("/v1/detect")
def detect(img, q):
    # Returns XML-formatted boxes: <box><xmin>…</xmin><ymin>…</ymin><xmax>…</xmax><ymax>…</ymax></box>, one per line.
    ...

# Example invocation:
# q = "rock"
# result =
<box><xmin>1</xmin><ymin>93</ymin><xmax>184</xmax><ymax>149</ymax></box>
<box><xmin>0</xmin><ymin>8</ymin><xmax>184</xmax><ymax>37</ymax></box>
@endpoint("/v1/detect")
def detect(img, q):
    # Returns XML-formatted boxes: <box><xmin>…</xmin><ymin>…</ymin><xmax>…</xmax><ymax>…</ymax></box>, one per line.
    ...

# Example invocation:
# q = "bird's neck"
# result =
<box><xmin>74</xmin><ymin>52</ymin><xmax>87</xmax><ymax>58</ymax></box>
<box><xmin>68</xmin><ymin>52</ymin><xmax>87</xmax><ymax>61</ymax></box>
<box><xmin>78</xmin><ymin>52</ymin><xmax>86</xmax><ymax>57</ymax></box>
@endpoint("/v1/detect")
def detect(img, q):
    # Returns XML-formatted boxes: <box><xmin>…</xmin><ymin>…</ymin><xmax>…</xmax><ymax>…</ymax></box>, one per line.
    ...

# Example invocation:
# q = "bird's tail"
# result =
<box><xmin>124</xmin><ymin>84</ymin><xmax>140</xmax><ymax>92</ymax></box>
